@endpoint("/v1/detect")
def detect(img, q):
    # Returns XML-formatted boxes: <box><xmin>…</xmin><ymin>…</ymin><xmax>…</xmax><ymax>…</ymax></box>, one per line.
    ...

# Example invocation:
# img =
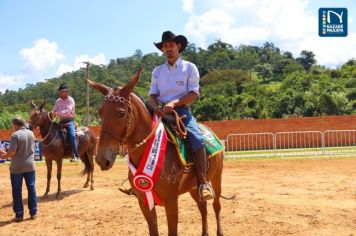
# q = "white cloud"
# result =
<box><xmin>182</xmin><ymin>0</ymin><xmax>194</xmax><ymax>13</ymax></box>
<box><xmin>0</xmin><ymin>73</ymin><xmax>24</xmax><ymax>93</ymax></box>
<box><xmin>297</xmin><ymin>33</ymin><xmax>356</xmax><ymax>67</ymax></box>
<box><xmin>185</xmin><ymin>9</ymin><xmax>235</xmax><ymax>47</ymax></box>
<box><xmin>56</xmin><ymin>53</ymin><xmax>106</xmax><ymax>76</ymax></box>
<box><xmin>211</xmin><ymin>0</ymin><xmax>257</xmax><ymax>11</ymax></box>
<box><xmin>183</xmin><ymin>0</ymin><xmax>355</xmax><ymax>67</ymax></box>
<box><xmin>20</xmin><ymin>38</ymin><xmax>64</xmax><ymax>71</ymax></box>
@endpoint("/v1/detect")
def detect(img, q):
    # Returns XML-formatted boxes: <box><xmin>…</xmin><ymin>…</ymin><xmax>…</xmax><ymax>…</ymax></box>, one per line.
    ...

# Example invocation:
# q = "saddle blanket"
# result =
<box><xmin>165</xmin><ymin>123</ymin><xmax>224</xmax><ymax>166</ymax></box>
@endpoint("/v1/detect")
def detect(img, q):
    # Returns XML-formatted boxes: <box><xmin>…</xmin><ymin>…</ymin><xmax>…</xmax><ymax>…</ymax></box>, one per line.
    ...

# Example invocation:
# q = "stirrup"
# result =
<box><xmin>198</xmin><ymin>182</ymin><xmax>215</xmax><ymax>201</ymax></box>
<box><xmin>119</xmin><ymin>186</ymin><xmax>134</xmax><ymax>196</ymax></box>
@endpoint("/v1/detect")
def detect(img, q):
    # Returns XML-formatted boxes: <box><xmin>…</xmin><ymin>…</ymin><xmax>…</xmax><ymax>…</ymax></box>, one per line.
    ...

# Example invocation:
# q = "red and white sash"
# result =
<box><xmin>128</xmin><ymin>115</ymin><xmax>168</xmax><ymax>210</ymax></box>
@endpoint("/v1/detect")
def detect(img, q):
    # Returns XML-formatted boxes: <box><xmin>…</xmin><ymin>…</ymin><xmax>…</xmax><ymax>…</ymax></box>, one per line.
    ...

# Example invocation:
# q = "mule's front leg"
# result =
<box><xmin>44</xmin><ymin>158</ymin><xmax>52</xmax><ymax>196</ymax></box>
<box><xmin>56</xmin><ymin>159</ymin><xmax>63</xmax><ymax>198</ymax></box>
<box><xmin>138</xmin><ymin>198</ymin><xmax>159</xmax><ymax>236</ymax></box>
<box><xmin>90</xmin><ymin>170</ymin><xmax>94</xmax><ymax>190</ymax></box>
<box><xmin>164</xmin><ymin>198</ymin><xmax>179</xmax><ymax>236</ymax></box>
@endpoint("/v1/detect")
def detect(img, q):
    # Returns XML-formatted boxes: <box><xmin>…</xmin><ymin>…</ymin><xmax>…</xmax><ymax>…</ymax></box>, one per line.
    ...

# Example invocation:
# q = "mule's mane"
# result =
<box><xmin>131</xmin><ymin>92</ymin><xmax>154</xmax><ymax>118</ymax></box>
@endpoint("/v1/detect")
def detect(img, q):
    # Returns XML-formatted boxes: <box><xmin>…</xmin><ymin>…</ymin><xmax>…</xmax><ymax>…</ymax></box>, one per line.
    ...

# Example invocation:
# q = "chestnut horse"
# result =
<box><xmin>88</xmin><ymin>69</ymin><xmax>224</xmax><ymax>236</ymax></box>
<box><xmin>29</xmin><ymin>100</ymin><xmax>97</xmax><ymax>198</ymax></box>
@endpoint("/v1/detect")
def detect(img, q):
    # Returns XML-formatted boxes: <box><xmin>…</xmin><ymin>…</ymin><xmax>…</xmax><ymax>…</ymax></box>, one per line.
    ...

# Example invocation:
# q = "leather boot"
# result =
<box><xmin>193</xmin><ymin>147</ymin><xmax>215</xmax><ymax>201</ymax></box>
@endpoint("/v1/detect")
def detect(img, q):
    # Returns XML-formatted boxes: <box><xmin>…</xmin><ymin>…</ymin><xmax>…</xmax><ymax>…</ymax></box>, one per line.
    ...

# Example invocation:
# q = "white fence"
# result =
<box><xmin>225</xmin><ymin>130</ymin><xmax>356</xmax><ymax>159</ymax></box>
<box><xmin>323</xmin><ymin>130</ymin><xmax>356</xmax><ymax>156</ymax></box>
<box><xmin>226</xmin><ymin>133</ymin><xmax>274</xmax><ymax>151</ymax></box>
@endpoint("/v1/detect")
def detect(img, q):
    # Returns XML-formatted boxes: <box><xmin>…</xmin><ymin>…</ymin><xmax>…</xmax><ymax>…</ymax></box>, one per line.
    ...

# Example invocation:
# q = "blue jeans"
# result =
<box><xmin>64</xmin><ymin>120</ymin><xmax>79</xmax><ymax>157</ymax></box>
<box><xmin>174</xmin><ymin>107</ymin><xmax>204</xmax><ymax>152</ymax></box>
<box><xmin>10</xmin><ymin>171</ymin><xmax>37</xmax><ymax>218</ymax></box>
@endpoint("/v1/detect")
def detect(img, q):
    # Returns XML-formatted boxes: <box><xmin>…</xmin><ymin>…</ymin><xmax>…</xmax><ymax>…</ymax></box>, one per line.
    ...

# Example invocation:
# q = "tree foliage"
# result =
<box><xmin>0</xmin><ymin>41</ymin><xmax>355</xmax><ymax>128</ymax></box>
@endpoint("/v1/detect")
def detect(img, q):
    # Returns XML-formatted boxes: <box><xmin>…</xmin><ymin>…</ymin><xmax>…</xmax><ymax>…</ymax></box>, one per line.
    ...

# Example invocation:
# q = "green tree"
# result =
<box><xmin>297</xmin><ymin>50</ymin><xmax>316</xmax><ymax>73</ymax></box>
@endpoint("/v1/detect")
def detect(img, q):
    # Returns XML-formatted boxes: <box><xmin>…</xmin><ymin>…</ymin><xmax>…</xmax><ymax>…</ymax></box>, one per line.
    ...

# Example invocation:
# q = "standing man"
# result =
<box><xmin>0</xmin><ymin>117</ymin><xmax>37</xmax><ymax>221</ymax></box>
<box><xmin>53</xmin><ymin>83</ymin><xmax>79</xmax><ymax>162</ymax></box>
<box><xmin>149</xmin><ymin>31</ymin><xmax>214</xmax><ymax>201</ymax></box>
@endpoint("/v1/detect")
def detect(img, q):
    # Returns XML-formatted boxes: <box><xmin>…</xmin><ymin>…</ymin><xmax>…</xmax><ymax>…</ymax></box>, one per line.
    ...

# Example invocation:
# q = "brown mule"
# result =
<box><xmin>88</xmin><ymin>69</ymin><xmax>224</xmax><ymax>236</ymax></box>
<box><xmin>29</xmin><ymin>100</ymin><xmax>97</xmax><ymax>198</ymax></box>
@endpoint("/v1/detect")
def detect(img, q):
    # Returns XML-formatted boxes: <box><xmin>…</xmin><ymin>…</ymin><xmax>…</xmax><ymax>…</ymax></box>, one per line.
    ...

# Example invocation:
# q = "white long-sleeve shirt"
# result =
<box><xmin>149</xmin><ymin>57</ymin><xmax>200</xmax><ymax>104</ymax></box>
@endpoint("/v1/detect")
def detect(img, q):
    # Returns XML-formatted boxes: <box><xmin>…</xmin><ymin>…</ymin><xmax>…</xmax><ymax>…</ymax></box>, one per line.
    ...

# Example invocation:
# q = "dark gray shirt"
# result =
<box><xmin>9</xmin><ymin>127</ymin><xmax>35</xmax><ymax>174</ymax></box>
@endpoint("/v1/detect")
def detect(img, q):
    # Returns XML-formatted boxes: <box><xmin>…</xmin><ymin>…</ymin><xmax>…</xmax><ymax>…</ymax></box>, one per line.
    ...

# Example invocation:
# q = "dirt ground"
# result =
<box><xmin>0</xmin><ymin>157</ymin><xmax>355</xmax><ymax>236</ymax></box>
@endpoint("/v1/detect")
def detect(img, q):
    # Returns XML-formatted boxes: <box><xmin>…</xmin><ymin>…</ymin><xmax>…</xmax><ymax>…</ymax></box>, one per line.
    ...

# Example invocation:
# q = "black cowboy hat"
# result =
<box><xmin>154</xmin><ymin>31</ymin><xmax>188</xmax><ymax>53</ymax></box>
<box><xmin>58</xmin><ymin>83</ymin><xmax>68</xmax><ymax>92</ymax></box>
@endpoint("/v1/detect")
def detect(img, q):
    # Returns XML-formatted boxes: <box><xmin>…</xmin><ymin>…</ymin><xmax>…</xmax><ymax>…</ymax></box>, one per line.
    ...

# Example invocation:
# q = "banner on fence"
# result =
<box><xmin>0</xmin><ymin>140</ymin><xmax>42</xmax><ymax>161</ymax></box>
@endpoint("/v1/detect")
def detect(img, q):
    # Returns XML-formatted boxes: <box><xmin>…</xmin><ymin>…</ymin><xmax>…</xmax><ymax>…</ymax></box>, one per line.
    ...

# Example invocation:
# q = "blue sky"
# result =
<box><xmin>0</xmin><ymin>0</ymin><xmax>355</xmax><ymax>92</ymax></box>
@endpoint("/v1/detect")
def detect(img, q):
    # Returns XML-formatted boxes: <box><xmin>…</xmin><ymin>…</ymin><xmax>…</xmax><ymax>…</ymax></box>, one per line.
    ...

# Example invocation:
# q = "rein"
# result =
<box><xmin>170</xmin><ymin>110</ymin><xmax>187</xmax><ymax>139</ymax></box>
<box><xmin>35</xmin><ymin>112</ymin><xmax>55</xmax><ymax>143</ymax></box>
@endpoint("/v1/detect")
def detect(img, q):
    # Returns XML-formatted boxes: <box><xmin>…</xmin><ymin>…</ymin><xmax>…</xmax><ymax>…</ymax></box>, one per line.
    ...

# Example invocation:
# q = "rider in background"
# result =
<box><xmin>52</xmin><ymin>83</ymin><xmax>79</xmax><ymax>162</ymax></box>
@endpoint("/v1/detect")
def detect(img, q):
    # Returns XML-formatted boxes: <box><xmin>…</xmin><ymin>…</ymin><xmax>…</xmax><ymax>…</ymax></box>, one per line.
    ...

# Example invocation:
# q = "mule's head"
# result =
<box><xmin>28</xmin><ymin>99</ymin><xmax>48</xmax><ymax>130</ymax></box>
<box><xmin>88</xmin><ymin>69</ymin><xmax>141</xmax><ymax>170</ymax></box>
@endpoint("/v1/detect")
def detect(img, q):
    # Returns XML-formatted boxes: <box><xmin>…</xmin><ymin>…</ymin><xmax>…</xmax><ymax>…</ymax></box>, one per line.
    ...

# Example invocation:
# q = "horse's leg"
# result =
<box><xmin>189</xmin><ymin>189</ymin><xmax>208</xmax><ymax>236</ymax></box>
<box><xmin>211</xmin><ymin>172</ymin><xmax>223</xmax><ymax>236</ymax></box>
<box><xmin>138</xmin><ymin>198</ymin><xmax>159</xmax><ymax>236</ymax></box>
<box><xmin>83</xmin><ymin>153</ymin><xmax>90</xmax><ymax>189</ymax></box>
<box><xmin>83</xmin><ymin>173</ymin><xmax>90</xmax><ymax>188</ymax></box>
<box><xmin>90</xmin><ymin>168</ymin><xmax>94</xmax><ymax>190</ymax></box>
<box><xmin>89</xmin><ymin>151</ymin><xmax>95</xmax><ymax>190</ymax></box>
<box><xmin>56</xmin><ymin>159</ymin><xmax>63</xmax><ymax>198</ymax></box>
<box><xmin>44</xmin><ymin>158</ymin><xmax>52</xmax><ymax>196</ymax></box>
<box><xmin>164</xmin><ymin>198</ymin><xmax>179</xmax><ymax>236</ymax></box>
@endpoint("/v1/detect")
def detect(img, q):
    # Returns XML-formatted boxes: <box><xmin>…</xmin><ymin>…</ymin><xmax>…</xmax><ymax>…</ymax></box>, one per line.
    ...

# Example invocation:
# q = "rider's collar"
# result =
<box><xmin>166</xmin><ymin>57</ymin><xmax>182</xmax><ymax>70</ymax></box>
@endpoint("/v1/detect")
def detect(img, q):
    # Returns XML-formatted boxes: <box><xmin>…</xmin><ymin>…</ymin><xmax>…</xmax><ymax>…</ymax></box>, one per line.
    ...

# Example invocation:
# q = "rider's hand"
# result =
<box><xmin>154</xmin><ymin>107</ymin><xmax>165</xmax><ymax>117</ymax></box>
<box><xmin>163</xmin><ymin>101</ymin><xmax>175</xmax><ymax>114</ymax></box>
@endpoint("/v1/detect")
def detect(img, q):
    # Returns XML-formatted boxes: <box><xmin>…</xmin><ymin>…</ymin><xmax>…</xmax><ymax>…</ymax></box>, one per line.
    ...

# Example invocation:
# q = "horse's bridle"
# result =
<box><xmin>100</xmin><ymin>95</ymin><xmax>133</xmax><ymax>145</ymax></box>
<box><xmin>29</xmin><ymin>110</ymin><xmax>55</xmax><ymax>143</ymax></box>
<box><xmin>100</xmin><ymin>94</ymin><xmax>162</xmax><ymax>156</ymax></box>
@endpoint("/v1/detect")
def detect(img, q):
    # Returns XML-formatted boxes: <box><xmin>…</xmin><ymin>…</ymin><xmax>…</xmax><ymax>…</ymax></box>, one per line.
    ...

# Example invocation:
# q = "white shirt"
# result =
<box><xmin>149</xmin><ymin>57</ymin><xmax>200</xmax><ymax>104</ymax></box>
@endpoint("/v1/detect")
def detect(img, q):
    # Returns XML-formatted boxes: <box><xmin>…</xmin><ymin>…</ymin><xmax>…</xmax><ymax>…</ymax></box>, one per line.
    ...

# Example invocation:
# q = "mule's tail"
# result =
<box><xmin>81</xmin><ymin>151</ymin><xmax>94</xmax><ymax>176</ymax></box>
<box><xmin>81</xmin><ymin>129</ymin><xmax>97</xmax><ymax>176</ymax></box>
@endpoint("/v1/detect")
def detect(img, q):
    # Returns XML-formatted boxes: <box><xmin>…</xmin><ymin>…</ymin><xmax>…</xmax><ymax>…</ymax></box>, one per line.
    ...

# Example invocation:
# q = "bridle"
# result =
<box><xmin>100</xmin><ymin>95</ymin><xmax>133</xmax><ymax>145</ymax></box>
<box><xmin>30</xmin><ymin>110</ymin><xmax>56</xmax><ymax>143</ymax></box>
<box><xmin>100</xmin><ymin>94</ymin><xmax>162</xmax><ymax>156</ymax></box>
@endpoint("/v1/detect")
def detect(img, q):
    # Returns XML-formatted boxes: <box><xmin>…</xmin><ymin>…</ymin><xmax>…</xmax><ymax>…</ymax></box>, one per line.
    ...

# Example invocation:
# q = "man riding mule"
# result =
<box><xmin>120</xmin><ymin>31</ymin><xmax>214</xmax><ymax>201</ymax></box>
<box><xmin>53</xmin><ymin>83</ymin><xmax>79</xmax><ymax>162</ymax></box>
<box><xmin>88</xmin><ymin>31</ymin><xmax>225</xmax><ymax>236</ymax></box>
<box><xmin>28</xmin><ymin>99</ymin><xmax>97</xmax><ymax>197</ymax></box>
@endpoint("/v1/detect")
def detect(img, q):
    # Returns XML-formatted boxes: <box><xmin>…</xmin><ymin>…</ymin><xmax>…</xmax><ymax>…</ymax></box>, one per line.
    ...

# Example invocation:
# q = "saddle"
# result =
<box><xmin>59</xmin><ymin>120</ymin><xmax>79</xmax><ymax>133</ymax></box>
<box><xmin>58</xmin><ymin>120</ymin><xmax>83</xmax><ymax>153</ymax></box>
<box><xmin>161</xmin><ymin>112</ymin><xmax>224</xmax><ymax>166</ymax></box>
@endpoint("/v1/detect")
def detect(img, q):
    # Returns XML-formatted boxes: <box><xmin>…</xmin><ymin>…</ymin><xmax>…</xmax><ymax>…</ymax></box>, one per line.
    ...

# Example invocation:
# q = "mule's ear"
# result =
<box><xmin>39</xmin><ymin>99</ymin><xmax>47</xmax><ymax>110</ymax></box>
<box><xmin>87</xmin><ymin>79</ymin><xmax>111</xmax><ymax>96</ymax></box>
<box><xmin>121</xmin><ymin>68</ymin><xmax>142</xmax><ymax>97</ymax></box>
<box><xmin>31</xmin><ymin>100</ymin><xmax>37</xmax><ymax>109</ymax></box>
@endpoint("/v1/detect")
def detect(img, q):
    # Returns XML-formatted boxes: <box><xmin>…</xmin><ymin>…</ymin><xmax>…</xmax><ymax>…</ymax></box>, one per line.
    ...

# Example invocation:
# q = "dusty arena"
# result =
<box><xmin>0</xmin><ymin>157</ymin><xmax>355</xmax><ymax>236</ymax></box>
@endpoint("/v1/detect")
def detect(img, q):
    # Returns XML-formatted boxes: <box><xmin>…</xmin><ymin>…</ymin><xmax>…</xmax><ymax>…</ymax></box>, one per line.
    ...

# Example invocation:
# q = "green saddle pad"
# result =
<box><xmin>164</xmin><ymin>122</ymin><xmax>224</xmax><ymax>166</ymax></box>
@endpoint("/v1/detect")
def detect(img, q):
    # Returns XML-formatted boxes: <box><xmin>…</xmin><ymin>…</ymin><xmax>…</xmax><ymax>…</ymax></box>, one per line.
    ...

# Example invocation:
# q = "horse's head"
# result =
<box><xmin>28</xmin><ymin>99</ymin><xmax>48</xmax><ymax>130</ymax></box>
<box><xmin>88</xmin><ymin>69</ymin><xmax>141</xmax><ymax>170</ymax></box>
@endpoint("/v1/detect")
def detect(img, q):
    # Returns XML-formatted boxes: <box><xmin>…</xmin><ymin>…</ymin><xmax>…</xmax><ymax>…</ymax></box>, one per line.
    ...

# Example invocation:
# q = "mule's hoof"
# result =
<box><xmin>90</xmin><ymin>186</ymin><xmax>94</xmax><ymax>191</ymax></box>
<box><xmin>43</xmin><ymin>192</ymin><xmax>49</xmax><ymax>196</ymax></box>
<box><xmin>83</xmin><ymin>183</ymin><xmax>89</xmax><ymax>188</ymax></box>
